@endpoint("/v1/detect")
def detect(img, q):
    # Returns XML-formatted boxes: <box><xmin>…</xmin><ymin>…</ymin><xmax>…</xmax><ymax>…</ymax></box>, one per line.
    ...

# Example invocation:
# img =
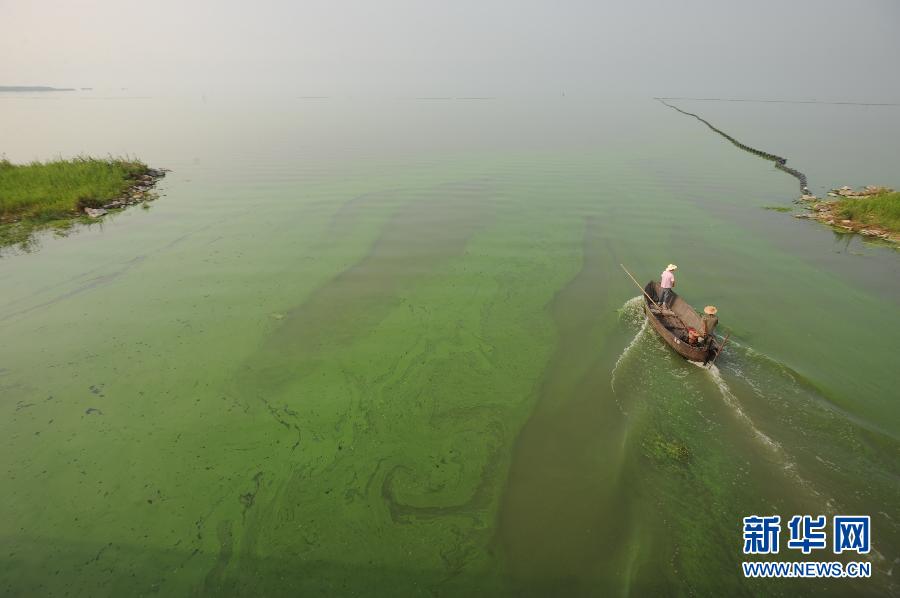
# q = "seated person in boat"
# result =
<box><xmin>700</xmin><ymin>305</ymin><xmax>718</xmax><ymax>339</ymax></box>
<box><xmin>659</xmin><ymin>264</ymin><xmax>677</xmax><ymax>308</ymax></box>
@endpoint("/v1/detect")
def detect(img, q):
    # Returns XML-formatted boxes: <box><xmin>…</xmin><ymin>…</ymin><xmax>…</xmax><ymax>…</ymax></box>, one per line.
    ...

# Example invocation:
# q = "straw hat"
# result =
<box><xmin>704</xmin><ymin>305</ymin><xmax>718</xmax><ymax>315</ymax></box>
<box><xmin>665</xmin><ymin>264</ymin><xmax>678</xmax><ymax>271</ymax></box>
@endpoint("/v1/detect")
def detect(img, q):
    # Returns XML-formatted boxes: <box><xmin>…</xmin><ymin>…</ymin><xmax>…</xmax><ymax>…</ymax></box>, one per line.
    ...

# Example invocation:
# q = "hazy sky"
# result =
<box><xmin>2</xmin><ymin>0</ymin><xmax>898</xmax><ymax>99</ymax></box>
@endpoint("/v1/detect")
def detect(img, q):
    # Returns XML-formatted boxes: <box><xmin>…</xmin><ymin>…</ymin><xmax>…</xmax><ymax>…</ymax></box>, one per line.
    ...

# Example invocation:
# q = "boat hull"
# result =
<box><xmin>642</xmin><ymin>281</ymin><xmax>716</xmax><ymax>362</ymax></box>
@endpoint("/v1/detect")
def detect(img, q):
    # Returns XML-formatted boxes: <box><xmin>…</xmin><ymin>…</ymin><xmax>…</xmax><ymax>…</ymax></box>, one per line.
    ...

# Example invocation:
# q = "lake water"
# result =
<box><xmin>1</xmin><ymin>92</ymin><xmax>898</xmax><ymax>596</ymax></box>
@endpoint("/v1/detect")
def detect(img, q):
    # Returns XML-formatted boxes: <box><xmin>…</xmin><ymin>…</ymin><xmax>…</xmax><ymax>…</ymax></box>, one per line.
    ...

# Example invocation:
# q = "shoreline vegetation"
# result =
<box><xmin>795</xmin><ymin>186</ymin><xmax>898</xmax><ymax>243</ymax></box>
<box><xmin>0</xmin><ymin>157</ymin><xmax>165</xmax><ymax>251</ymax></box>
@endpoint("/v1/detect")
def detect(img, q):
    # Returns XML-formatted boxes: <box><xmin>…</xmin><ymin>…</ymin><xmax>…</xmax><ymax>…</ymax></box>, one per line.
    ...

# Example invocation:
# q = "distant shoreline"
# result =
<box><xmin>0</xmin><ymin>86</ymin><xmax>75</xmax><ymax>92</ymax></box>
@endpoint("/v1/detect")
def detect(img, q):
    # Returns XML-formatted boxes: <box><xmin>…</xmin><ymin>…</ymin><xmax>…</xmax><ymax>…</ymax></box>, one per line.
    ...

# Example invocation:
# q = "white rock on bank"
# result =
<box><xmin>84</xmin><ymin>207</ymin><xmax>107</xmax><ymax>218</ymax></box>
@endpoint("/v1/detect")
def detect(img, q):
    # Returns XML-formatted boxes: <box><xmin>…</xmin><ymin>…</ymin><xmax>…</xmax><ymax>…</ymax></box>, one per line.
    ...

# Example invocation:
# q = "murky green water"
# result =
<box><xmin>1</xmin><ymin>93</ymin><xmax>898</xmax><ymax>596</ymax></box>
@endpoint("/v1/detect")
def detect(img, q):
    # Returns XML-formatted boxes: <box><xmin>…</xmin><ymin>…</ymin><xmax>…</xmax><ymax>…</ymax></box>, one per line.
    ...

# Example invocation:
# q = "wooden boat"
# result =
<box><xmin>642</xmin><ymin>281</ymin><xmax>719</xmax><ymax>362</ymax></box>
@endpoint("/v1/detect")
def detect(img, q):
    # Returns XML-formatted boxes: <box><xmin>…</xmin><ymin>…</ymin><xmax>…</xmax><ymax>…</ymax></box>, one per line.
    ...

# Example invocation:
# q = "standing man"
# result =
<box><xmin>659</xmin><ymin>264</ymin><xmax>677</xmax><ymax>308</ymax></box>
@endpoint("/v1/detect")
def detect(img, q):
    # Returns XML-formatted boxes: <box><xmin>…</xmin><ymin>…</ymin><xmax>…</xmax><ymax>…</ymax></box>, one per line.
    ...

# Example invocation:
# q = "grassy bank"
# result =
<box><xmin>833</xmin><ymin>191</ymin><xmax>900</xmax><ymax>235</ymax></box>
<box><xmin>0</xmin><ymin>157</ymin><xmax>149</xmax><ymax>223</ymax></box>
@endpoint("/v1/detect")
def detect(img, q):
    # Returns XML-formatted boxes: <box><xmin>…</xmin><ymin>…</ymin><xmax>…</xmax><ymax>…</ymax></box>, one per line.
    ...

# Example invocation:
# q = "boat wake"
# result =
<box><xmin>613</xmin><ymin>293</ymin><xmax>829</xmax><ymax>507</ymax></box>
<box><xmin>696</xmin><ymin>356</ymin><xmax>829</xmax><ymax>508</ymax></box>
<box><xmin>616</xmin><ymin>295</ymin><xmax>646</xmax><ymax>329</ymax></box>
<box><xmin>609</xmin><ymin>294</ymin><xmax>897</xmax><ymax>573</ymax></box>
<box><xmin>611</xmin><ymin>296</ymin><xmax>649</xmax><ymax>393</ymax></box>
<box><xmin>699</xmin><ymin>361</ymin><xmax>782</xmax><ymax>451</ymax></box>
<box><xmin>701</xmin><ymin>359</ymin><xmax>883</xmax><ymax>558</ymax></box>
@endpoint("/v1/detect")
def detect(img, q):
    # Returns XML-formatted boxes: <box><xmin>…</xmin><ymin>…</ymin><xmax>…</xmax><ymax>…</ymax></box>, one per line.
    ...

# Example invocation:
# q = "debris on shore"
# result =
<box><xmin>827</xmin><ymin>185</ymin><xmax>892</xmax><ymax>199</ymax></box>
<box><xmin>84</xmin><ymin>167</ymin><xmax>168</xmax><ymax>218</ymax></box>
<box><xmin>794</xmin><ymin>186</ymin><xmax>896</xmax><ymax>242</ymax></box>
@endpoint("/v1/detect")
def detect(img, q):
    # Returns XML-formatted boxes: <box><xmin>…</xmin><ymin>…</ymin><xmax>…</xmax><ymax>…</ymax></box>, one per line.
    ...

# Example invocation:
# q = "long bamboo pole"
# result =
<box><xmin>620</xmin><ymin>264</ymin><xmax>663</xmax><ymax>308</ymax></box>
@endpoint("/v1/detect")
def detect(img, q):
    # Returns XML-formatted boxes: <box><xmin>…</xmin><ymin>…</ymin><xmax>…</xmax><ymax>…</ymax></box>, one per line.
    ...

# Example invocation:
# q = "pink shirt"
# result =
<box><xmin>660</xmin><ymin>270</ymin><xmax>675</xmax><ymax>289</ymax></box>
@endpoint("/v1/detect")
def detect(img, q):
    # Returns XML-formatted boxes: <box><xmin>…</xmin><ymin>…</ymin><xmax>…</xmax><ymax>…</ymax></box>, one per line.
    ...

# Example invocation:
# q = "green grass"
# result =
<box><xmin>834</xmin><ymin>191</ymin><xmax>900</xmax><ymax>234</ymax></box>
<box><xmin>643</xmin><ymin>433</ymin><xmax>692</xmax><ymax>465</ymax></box>
<box><xmin>0</xmin><ymin>157</ymin><xmax>147</xmax><ymax>223</ymax></box>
